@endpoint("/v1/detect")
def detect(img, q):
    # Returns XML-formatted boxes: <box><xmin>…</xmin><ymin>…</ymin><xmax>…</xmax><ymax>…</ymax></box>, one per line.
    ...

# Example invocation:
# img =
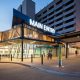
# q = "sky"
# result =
<box><xmin>0</xmin><ymin>0</ymin><xmax>53</xmax><ymax>31</ymax></box>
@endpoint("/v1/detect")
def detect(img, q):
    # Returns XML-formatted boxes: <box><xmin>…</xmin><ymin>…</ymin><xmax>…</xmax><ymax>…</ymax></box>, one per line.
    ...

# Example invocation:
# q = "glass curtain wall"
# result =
<box><xmin>0</xmin><ymin>24</ymin><xmax>55</xmax><ymax>58</ymax></box>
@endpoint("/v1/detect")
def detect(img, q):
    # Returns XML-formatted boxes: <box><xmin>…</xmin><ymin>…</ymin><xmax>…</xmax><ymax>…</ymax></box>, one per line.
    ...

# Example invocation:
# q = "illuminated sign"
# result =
<box><xmin>29</xmin><ymin>19</ymin><xmax>55</xmax><ymax>34</ymax></box>
<box><xmin>13</xmin><ymin>9</ymin><xmax>55</xmax><ymax>34</ymax></box>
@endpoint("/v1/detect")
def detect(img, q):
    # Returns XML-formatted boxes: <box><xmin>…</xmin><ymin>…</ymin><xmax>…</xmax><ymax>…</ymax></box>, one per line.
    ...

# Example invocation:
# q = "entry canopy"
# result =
<box><xmin>12</xmin><ymin>9</ymin><xmax>30</xmax><ymax>26</ymax></box>
<box><xmin>56</xmin><ymin>31</ymin><xmax>80</xmax><ymax>43</ymax></box>
<box><xmin>12</xmin><ymin>9</ymin><xmax>56</xmax><ymax>35</ymax></box>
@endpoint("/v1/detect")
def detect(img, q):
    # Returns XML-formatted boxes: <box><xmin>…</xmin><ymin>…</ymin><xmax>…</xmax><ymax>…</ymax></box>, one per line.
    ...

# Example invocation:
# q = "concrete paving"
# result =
<box><xmin>0</xmin><ymin>55</ymin><xmax>80</xmax><ymax>80</ymax></box>
<box><xmin>0</xmin><ymin>63</ymin><xmax>80</xmax><ymax>80</ymax></box>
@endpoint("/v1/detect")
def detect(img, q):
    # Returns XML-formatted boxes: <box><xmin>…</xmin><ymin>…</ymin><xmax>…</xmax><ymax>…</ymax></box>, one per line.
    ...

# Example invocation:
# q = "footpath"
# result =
<box><xmin>0</xmin><ymin>55</ymin><xmax>80</xmax><ymax>78</ymax></box>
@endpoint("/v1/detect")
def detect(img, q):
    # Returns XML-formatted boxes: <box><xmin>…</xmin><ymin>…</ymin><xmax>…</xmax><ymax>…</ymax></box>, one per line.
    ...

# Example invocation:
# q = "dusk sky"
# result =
<box><xmin>0</xmin><ymin>0</ymin><xmax>53</xmax><ymax>31</ymax></box>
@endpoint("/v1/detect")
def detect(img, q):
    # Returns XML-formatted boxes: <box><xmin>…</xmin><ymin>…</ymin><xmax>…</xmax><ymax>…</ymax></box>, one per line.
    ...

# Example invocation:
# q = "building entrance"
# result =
<box><xmin>0</xmin><ymin>39</ymin><xmax>55</xmax><ymax>59</ymax></box>
<box><xmin>56</xmin><ymin>31</ymin><xmax>80</xmax><ymax>58</ymax></box>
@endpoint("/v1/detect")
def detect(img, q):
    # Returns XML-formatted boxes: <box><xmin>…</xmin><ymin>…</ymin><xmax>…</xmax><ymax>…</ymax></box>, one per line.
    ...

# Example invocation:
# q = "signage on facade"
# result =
<box><xmin>13</xmin><ymin>9</ymin><xmax>55</xmax><ymax>34</ymax></box>
<box><xmin>29</xmin><ymin>19</ymin><xmax>55</xmax><ymax>34</ymax></box>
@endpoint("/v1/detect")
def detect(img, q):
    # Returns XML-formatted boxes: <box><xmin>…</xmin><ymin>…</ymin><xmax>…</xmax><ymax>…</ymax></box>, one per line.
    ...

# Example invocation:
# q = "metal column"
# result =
<box><xmin>65</xmin><ymin>43</ymin><xmax>68</xmax><ymax>59</ymax></box>
<box><xmin>20</xmin><ymin>6</ymin><xmax>24</xmax><ymax>61</ymax></box>
<box><xmin>58</xmin><ymin>44</ymin><xmax>62</xmax><ymax>67</ymax></box>
<box><xmin>56</xmin><ymin>47</ymin><xmax>58</xmax><ymax>57</ymax></box>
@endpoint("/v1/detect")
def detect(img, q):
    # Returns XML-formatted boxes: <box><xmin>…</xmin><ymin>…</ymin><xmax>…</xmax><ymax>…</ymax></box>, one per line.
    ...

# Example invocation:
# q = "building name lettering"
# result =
<box><xmin>29</xmin><ymin>19</ymin><xmax>55</xmax><ymax>34</ymax></box>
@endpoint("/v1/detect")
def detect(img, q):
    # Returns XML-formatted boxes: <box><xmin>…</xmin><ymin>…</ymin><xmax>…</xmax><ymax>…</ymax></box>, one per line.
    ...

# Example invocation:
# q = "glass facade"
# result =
<box><xmin>0</xmin><ymin>42</ymin><xmax>54</xmax><ymax>58</ymax></box>
<box><xmin>23</xmin><ymin>24</ymin><xmax>54</xmax><ymax>42</ymax></box>
<box><xmin>0</xmin><ymin>24</ymin><xmax>55</xmax><ymax>58</ymax></box>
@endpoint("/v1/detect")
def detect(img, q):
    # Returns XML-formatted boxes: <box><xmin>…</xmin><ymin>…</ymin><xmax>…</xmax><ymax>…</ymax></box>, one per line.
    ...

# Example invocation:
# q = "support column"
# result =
<box><xmin>65</xmin><ymin>43</ymin><xmax>68</xmax><ymax>59</ymax></box>
<box><xmin>58</xmin><ymin>44</ymin><xmax>62</xmax><ymax>67</ymax></box>
<box><xmin>40</xmin><ymin>47</ymin><xmax>42</xmax><ymax>57</ymax></box>
<box><xmin>21</xmin><ymin>39</ymin><xmax>23</xmax><ymax>61</ymax></box>
<box><xmin>56</xmin><ymin>47</ymin><xmax>58</xmax><ymax>57</ymax></box>
<box><xmin>21</xmin><ymin>24</ymin><xmax>24</xmax><ymax>62</ymax></box>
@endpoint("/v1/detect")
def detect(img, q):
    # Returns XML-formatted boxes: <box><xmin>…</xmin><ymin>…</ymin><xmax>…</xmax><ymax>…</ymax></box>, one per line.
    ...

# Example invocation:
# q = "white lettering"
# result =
<box><xmin>34</xmin><ymin>21</ymin><xmax>38</xmax><ymax>27</ymax></box>
<box><xmin>37</xmin><ymin>23</ymin><xmax>43</xmax><ymax>29</ymax></box>
<box><xmin>29</xmin><ymin>19</ymin><xmax>55</xmax><ymax>34</ymax></box>
<box><xmin>45</xmin><ymin>26</ymin><xmax>50</xmax><ymax>32</ymax></box>
<box><xmin>30</xmin><ymin>19</ymin><xmax>35</xmax><ymax>27</ymax></box>
<box><xmin>44</xmin><ymin>25</ymin><xmax>47</xmax><ymax>31</ymax></box>
<box><xmin>49</xmin><ymin>28</ymin><xmax>55</xmax><ymax>33</ymax></box>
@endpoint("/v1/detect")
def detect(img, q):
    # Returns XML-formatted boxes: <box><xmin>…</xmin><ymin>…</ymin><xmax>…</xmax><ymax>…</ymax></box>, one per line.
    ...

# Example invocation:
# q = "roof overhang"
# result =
<box><xmin>12</xmin><ymin>9</ymin><xmax>56</xmax><ymax>37</ymax></box>
<box><xmin>56</xmin><ymin>31</ymin><xmax>80</xmax><ymax>43</ymax></box>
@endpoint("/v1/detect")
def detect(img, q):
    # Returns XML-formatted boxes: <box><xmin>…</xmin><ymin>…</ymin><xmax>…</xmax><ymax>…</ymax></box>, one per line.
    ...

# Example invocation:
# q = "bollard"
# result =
<box><xmin>41</xmin><ymin>54</ymin><xmax>43</xmax><ymax>65</ymax></box>
<box><xmin>59</xmin><ymin>59</ymin><xmax>62</xmax><ymax>67</ymax></box>
<box><xmin>0</xmin><ymin>54</ymin><xmax>1</xmax><ymax>61</ymax></box>
<box><xmin>11</xmin><ymin>54</ymin><xmax>12</xmax><ymax>61</ymax></box>
<box><xmin>31</xmin><ymin>54</ymin><xmax>33</xmax><ymax>63</ymax></box>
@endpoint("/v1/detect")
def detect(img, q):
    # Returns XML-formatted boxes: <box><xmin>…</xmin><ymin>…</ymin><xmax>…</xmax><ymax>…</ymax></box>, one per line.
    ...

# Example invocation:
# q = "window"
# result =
<box><xmin>42</xmin><ymin>20</ymin><xmax>47</xmax><ymax>23</ymax></box>
<box><xmin>43</xmin><ymin>16</ymin><xmax>47</xmax><ymax>19</ymax></box>
<box><xmin>43</xmin><ymin>35</ymin><xmax>47</xmax><ymax>40</ymax></box>
<box><xmin>55</xmin><ymin>6</ymin><xmax>63</xmax><ymax>11</ymax></box>
<box><xmin>56</xmin><ymin>0</ymin><xmax>62</xmax><ymax>5</ymax></box>
<box><xmin>65</xmin><ymin>24</ymin><xmax>74</xmax><ymax>29</ymax></box>
<box><xmin>65</xmin><ymin>18</ymin><xmax>74</xmax><ymax>23</ymax></box>
<box><xmin>38</xmin><ymin>19</ymin><xmax>42</xmax><ymax>22</ymax></box>
<box><xmin>55</xmin><ymin>22</ymin><xmax>63</xmax><ymax>26</ymax></box>
<box><xmin>49</xmin><ymin>5</ymin><xmax>54</xmax><ymax>10</ymax></box>
<box><xmin>37</xmin><ymin>14</ymin><xmax>42</xmax><ymax>18</ymax></box>
<box><xmin>48</xmin><ymin>16</ymin><xmax>54</xmax><ymax>20</ymax></box>
<box><xmin>49</xmin><ymin>21</ymin><xmax>54</xmax><ymax>25</ymax></box>
<box><xmin>56</xmin><ymin>12</ymin><xmax>63</xmax><ymax>17</ymax></box>
<box><xmin>65</xmin><ymin>0</ymin><xmax>74</xmax><ymax>6</ymax></box>
<box><xmin>64</xmin><ymin>5</ymin><xmax>74</xmax><ymax>12</ymax></box>
<box><xmin>48</xmin><ymin>11</ymin><xmax>54</xmax><ymax>16</ymax></box>
<box><xmin>56</xmin><ymin>28</ymin><xmax>63</xmax><ymax>32</ymax></box>
<box><xmin>33</xmin><ymin>31</ymin><xmax>38</xmax><ymax>39</ymax></box>
<box><xmin>56</xmin><ymin>17</ymin><xmax>63</xmax><ymax>21</ymax></box>
<box><xmin>65</xmin><ymin>12</ymin><xmax>74</xmax><ymax>17</ymax></box>
<box><xmin>43</xmin><ymin>10</ymin><xmax>47</xmax><ymax>14</ymax></box>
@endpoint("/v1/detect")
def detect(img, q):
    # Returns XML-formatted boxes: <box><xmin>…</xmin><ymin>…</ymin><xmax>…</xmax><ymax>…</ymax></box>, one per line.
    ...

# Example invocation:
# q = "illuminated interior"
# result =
<box><xmin>0</xmin><ymin>24</ymin><xmax>56</xmax><ymax>58</ymax></box>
